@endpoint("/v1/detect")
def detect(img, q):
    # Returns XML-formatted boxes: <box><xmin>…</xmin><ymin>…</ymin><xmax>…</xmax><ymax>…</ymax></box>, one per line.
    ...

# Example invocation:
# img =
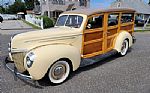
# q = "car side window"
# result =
<box><xmin>108</xmin><ymin>13</ymin><xmax>119</xmax><ymax>26</ymax></box>
<box><xmin>86</xmin><ymin>15</ymin><xmax>103</xmax><ymax>29</ymax></box>
<box><xmin>121</xmin><ymin>13</ymin><xmax>134</xmax><ymax>23</ymax></box>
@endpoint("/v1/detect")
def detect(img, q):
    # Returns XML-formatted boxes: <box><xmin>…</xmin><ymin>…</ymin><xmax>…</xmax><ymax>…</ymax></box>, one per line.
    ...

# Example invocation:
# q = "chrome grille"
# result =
<box><xmin>11</xmin><ymin>52</ymin><xmax>26</xmax><ymax>72</ymax></box>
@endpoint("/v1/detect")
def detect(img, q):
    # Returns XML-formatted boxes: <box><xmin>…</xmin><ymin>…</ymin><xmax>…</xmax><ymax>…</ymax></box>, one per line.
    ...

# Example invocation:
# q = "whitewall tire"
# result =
<box><xmin>119</xmin><ymin>39</ymin><xmax>129</xmax><ymax>56</ymax></box>
<box><xmin>48</xmin><ymin>60</ymin><xmax>70</xmax><ymax>84</ymax></box>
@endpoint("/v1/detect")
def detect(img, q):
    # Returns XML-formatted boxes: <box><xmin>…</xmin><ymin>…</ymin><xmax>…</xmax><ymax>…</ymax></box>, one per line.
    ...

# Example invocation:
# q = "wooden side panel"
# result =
<box><xmin>83</xmin><ymin>29</ymin><xmax>103</xmax><ymax>56</ymax></box>
<box><xmin>107</xmin><ymin>28</ymin><xmax>118</xmax><ymax>36</ymax></box>
<box><xmin>83</xmin><ymin>41</ymin><xmax>103</xmax><ymax>55</ymax></box>
<box><xmin>107</xmin><ymin>27</ymin><xmax>118</xmax><ymax>50</ymax></box>
<box><xmin>121</xmin><ymin>24</ymin><xmax>133</xmax><ymax>31</ymax></box>
<box><xmin>84</xmin><ymin>31</ymin><xmax>103</xmax><ymax>42</ymax></box>
<box><xmin>107</xmin><ymin>37</ymin><xmax>115</xmax><ymax>50</ymax></box>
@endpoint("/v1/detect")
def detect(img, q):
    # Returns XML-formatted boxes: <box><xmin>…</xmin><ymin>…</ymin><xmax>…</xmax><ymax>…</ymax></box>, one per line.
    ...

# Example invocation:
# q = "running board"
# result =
<box><xmin>80</xmin><ymin>50</ymin><xmax>118</xmax><ymax>67</ymax></box>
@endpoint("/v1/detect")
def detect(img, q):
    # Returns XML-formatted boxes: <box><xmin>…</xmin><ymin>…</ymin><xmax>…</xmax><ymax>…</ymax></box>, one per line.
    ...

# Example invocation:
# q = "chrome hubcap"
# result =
<box><xmin>52</xmin><ymin>64</ymin><xmax>66</xmax><ymax>80</ymax></box>
<box><xmin>121</xmin><ymin>42</ymin><xmax>126</xmax><ymax>53</ymax></box>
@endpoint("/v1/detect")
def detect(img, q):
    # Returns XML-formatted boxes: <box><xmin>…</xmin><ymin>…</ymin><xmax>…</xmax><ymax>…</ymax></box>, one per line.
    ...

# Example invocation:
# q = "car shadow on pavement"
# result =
<box><xmin>70</xmin><ymin>54</ymin><xmax>119</xmax><ymax>78</ymax></box>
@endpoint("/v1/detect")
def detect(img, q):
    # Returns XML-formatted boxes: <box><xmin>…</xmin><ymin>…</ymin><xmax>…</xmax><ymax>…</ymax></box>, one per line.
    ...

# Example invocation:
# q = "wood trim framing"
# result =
<box><xmin>81</xmin><ymin>10</ymin><xmax>135</xmax><ymax>58</ymax></box>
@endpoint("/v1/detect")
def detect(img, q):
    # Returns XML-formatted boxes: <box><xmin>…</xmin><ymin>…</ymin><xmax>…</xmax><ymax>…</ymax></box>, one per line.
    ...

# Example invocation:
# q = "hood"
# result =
<box><xmin>11</xmin><ymin>27</ymin><xmax>82</xmax><ymax>52</ymax></box>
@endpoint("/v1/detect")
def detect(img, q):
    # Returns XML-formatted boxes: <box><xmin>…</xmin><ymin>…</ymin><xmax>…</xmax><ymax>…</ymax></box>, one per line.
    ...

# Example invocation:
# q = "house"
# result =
<box><xmin>40</xmin><ymin>0</ymin><xmax>90</xmax><ymax>19</ymax></box>
<box><xmin>110</xmin><ymin>0</ymin><xmax>150</xmax><ymax>20</ymax></box>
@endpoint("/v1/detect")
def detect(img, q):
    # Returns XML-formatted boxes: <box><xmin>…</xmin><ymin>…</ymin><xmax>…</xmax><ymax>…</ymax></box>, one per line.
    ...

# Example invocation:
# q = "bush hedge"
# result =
<box><xmin>40</xmin><ymin>16</ymin><xmax>54</xmax><ymax>29</ymax></box>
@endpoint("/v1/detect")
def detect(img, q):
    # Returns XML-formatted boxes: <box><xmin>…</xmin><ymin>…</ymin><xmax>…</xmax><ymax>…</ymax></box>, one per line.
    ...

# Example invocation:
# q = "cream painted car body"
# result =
<box><xmin>9</xmin><ymin>9</ymin><xmax>135</xmax><ymax>80</ymax></box>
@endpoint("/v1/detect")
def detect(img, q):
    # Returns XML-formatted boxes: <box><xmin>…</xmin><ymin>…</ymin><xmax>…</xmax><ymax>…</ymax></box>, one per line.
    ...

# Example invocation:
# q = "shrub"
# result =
<box><xmin>40</xmin><ymin>16</ymin><xmax>54</xmax><ymax>29</ymax></box>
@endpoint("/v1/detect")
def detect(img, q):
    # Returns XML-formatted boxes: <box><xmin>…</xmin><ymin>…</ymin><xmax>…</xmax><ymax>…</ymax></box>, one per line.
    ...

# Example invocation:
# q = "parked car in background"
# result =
<box><xmin>135</xmin><ymin>16</ymin><xmax>145</xmax><ymax>26</ymax></box>
<box><xmin>121</xmin><ymin>15</ymin><xmax>145</xmax><ymax>26</ymax></box>
<box><xmin>0</xmin><ymin>16</ymin><xmax>3</xmax><ymax>23</ymax></box>
<box><xmin>0</xmin><ymin>14</ymin><xmax>18</xmax><ymax>20</ymax></box>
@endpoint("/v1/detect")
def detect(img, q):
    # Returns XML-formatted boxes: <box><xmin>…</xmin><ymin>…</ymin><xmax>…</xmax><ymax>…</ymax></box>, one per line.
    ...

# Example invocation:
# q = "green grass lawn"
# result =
<box><xmin>135</xmin><ymin>30</ymin><xmax>150</xmax><ymax>32</ymax></box>
<box><xmin>22</xmin><ymin>19</ymin><xmax>41</xmax><ymax>30</ymax></box>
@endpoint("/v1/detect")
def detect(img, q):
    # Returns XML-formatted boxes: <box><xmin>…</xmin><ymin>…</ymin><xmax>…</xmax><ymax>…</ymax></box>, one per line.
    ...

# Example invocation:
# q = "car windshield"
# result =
<box><xmin>55</xmin><ymin>15</ymin><xmax>83</xmax><ymax>28</ymax></box>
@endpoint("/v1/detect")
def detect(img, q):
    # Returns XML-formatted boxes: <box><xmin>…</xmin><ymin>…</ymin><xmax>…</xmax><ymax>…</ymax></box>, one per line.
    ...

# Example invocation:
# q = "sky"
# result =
<box><xmin>0</xmin><ymin>0</ymin><xmax>149</xmax><ymax>8</ymax></box>
<box><xmin>90</xmin><ymin>0</ymin><xmax>149</xmax><ymax>8</ymax></box>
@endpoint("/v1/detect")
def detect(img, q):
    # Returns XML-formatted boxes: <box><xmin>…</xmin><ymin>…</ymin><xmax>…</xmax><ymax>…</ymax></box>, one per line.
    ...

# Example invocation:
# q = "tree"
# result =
<box><xmin>24</xmin><ymin>0</ymin><xmax>34</xmax><ymax>10</ymax></box>
<box><xmin>7</xmin><ymin>1</ymin><xmax>26</xmax><ymax>14</ymax></box>
<box><xmin>0</xmin><ymin>6</ymin><xmax>5</xmax><ymax>13</ymax></box>
<box><xmin>24</xmin><ymin>0</ymin><xmax>40</xmax><ymax>10</ymax></box>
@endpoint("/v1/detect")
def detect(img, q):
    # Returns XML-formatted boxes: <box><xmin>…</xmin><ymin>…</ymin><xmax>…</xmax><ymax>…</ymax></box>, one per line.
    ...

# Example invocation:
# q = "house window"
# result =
<box><xmin>42</xmin><ymin>0</ymin><xmax>46</xmax><ymax>4</ymax></box>
<box><xmin>79</xmin><ymin>0</ymin><xmax>87</xmax><ymax>7</ymax></box>
<box><xmin>117</xmin><ymin>2</ymin><xmax>121</xmax><ymax>8</ymax></box>
<box><xmin>52</xmin><ymin>0</ymin><xmax>65</xmax><ymax>5</ymax></box>
<box><xmin>44</xmin><ymin>11</ymin><xmax>48</xmax><ymax>16</ymax></box>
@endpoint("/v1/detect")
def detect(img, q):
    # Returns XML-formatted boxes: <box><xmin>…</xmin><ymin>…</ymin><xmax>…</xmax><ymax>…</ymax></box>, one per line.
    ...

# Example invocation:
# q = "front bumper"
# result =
<box><xmin>4</xmin><ymin>57</ymin><xmax>33</xmax><ymax>80</ymax></box>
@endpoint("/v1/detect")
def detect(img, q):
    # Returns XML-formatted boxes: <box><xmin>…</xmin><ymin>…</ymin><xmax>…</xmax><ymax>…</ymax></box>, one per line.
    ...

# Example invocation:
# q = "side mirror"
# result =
<box><xmin>86</xmin><ymin>24</ymin><xmax>92</xmax><ymax>29</ymax></box>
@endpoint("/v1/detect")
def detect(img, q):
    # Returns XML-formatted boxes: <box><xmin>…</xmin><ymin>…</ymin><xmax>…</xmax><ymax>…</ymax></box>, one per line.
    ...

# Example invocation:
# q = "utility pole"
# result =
<box><xmin>2</xmin><ymin>0</ymin><xmax>3</xmax><ymax>7</ymax></box>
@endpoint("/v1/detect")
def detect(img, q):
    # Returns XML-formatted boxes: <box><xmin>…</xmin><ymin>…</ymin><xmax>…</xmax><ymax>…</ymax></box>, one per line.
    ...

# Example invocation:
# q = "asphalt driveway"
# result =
<box><xmin>0</xmin><ymin>32</ymin><xmax>150</xmax><ymax>93</ymax></box>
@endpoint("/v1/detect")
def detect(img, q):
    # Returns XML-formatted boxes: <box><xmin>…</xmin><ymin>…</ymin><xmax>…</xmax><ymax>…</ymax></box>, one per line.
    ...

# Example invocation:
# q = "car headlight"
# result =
<box><xmin>26</xmin><ymin>52</ymin><xmax>36</xmax><ymax>68</ymax></box>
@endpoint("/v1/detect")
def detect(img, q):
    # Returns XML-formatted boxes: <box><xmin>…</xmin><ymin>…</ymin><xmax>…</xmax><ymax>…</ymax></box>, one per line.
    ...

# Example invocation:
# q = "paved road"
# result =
<box><xmin>0</xmin><ymin>20</ymin><xmax>35</xmax><ymax>35</ymax></box>
<box><xmin>0</xmin><ymin>20</ymin><xmax>150</xmax><ymax>93</ymax></box>
<box><xmin>0</xmin><ymin>31</ymin><xmax>150</xmax><ymax>93</ymax></box>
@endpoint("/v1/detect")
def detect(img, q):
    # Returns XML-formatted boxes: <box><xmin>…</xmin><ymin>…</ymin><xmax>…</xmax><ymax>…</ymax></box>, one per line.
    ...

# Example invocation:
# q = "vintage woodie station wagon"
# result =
<box><xmin>5</xmin><ymin>8</ymin><xmax>136</xmax><ymax>85</ymax></box>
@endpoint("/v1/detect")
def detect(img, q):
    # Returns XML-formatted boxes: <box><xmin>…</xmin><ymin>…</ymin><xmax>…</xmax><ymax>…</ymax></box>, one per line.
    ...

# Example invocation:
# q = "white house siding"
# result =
<box><xmin>40</xmin><ymin>0</ymin><xmax>90</xmax><ymax>19</ymax></box>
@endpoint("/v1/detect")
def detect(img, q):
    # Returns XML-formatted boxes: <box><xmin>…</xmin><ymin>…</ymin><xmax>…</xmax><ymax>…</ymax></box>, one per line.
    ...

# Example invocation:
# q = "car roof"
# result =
<box><xmin>63</xmin><ymin>8</ymin><xmax>136</xmax><ymax>16</ymax></box>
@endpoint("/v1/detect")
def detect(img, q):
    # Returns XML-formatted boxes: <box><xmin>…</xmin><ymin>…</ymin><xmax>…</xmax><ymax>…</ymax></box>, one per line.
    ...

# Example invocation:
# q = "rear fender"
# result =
<box><xmin>113</xmin><ymin>31</ymin><xmax>133</xmax><ymax>52</ymax></box>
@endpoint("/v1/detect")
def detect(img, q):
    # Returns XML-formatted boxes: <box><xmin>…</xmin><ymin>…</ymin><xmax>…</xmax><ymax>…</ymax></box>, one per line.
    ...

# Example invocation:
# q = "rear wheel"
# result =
<box><xmin>119</xmin><ymin>39</ymin><xmax>129</xmax><ymax>56</ymax></box>
<box><xmin>48</xmin><ymin>60</ymin><xmax>70</xmax><ymax>84</ymax></box>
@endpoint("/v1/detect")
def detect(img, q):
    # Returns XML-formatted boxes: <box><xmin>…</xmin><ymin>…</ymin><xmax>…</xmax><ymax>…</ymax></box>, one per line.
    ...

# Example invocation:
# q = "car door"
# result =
<box><xmin>82</xmin><ymin>14</ymin><xmax>104</xmax><ymax>58</ymax></box>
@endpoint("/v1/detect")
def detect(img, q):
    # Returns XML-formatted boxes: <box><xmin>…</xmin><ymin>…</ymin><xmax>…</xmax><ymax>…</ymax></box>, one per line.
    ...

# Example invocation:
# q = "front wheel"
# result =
<box><xmin>119</xmin><ymin>39</ymin><xmax>129</xmax><ymax>56</ymax></box>
<box><xmin>48</xmin><ymin>60</ymin><xmax>70</xmax><ymax>85</ymax></box>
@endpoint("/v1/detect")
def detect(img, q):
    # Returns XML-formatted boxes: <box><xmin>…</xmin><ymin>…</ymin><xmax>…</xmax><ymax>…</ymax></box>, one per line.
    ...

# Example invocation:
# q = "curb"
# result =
<box><xmin>0</xmin><ymin>28</ymin><xmax>33</xmax><ymax>30</ymax></box>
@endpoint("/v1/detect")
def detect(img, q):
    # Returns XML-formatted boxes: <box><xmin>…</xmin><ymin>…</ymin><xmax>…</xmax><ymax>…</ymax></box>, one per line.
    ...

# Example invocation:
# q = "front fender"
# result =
<box><xmin>24</xmin><ymin>45</ymin><xmax>81</xmax><ymax>80</ymax></box>
<box><xmin>113</xmin><ymin>31</ymin><xmax>133</xmax><ymax>52</ymax></box>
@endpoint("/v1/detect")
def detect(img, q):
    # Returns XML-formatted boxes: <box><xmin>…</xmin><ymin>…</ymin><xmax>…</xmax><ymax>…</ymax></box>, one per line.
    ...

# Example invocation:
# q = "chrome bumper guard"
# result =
<box><xmin>132</xmin><ymin>36</ymin><xmax>136</xmax><ymax>44</ymax></box>
<box><xmin>4</xmin><ymin>57</ymin><xmax>33</xmax><ymax>80</ymax></box>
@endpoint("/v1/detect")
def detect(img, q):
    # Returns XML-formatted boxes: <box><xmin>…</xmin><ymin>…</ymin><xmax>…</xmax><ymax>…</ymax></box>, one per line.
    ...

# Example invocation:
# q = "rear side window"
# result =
<box><xmin>121</xmin><ymin>13</ymin><xmax>134</xmax><ymax>23</ymax></box>
<box><xmin>108</xmin><ymin>13</ymin><xmax>119</xmax><ymax>26</ymax></box>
